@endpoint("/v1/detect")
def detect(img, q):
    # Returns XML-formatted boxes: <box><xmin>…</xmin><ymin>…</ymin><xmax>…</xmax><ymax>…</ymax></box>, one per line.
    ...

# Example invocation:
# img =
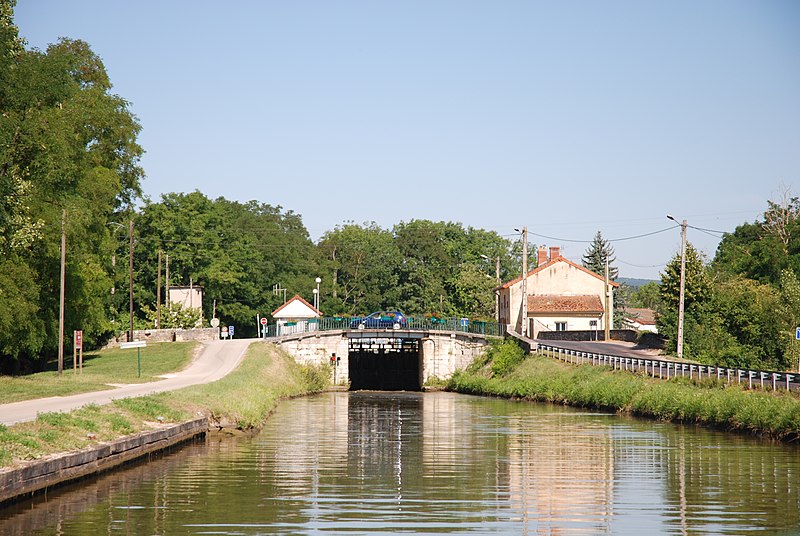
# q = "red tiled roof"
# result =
<box><xmin>271</xmin><ymin>294</ymin><xmax>322</xmax><ymax>317</ymax></box>
<box><xmin>527</xmin><ymin>295</ymin><xmax>604</xmax><ymax>314</ymax></box>
<box><xmin>499</xmin><ymin>256</ymin><xmax>621</xmax><ymax>290</ymax></box>
<box><xmin>624</xmin><ymin>307</ymin><xmax>656</xmax><ymax>325</ymax></box>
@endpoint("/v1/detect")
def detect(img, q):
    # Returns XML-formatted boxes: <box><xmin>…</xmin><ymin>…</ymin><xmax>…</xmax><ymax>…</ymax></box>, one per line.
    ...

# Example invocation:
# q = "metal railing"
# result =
<box><xmin>262</xmin><ymin>316</ymin><xmax>504</xmax><ymax>338</ymax></box>
<box><xmin>537</xmin><ymin>343</ymin><xmax>800</xmax><ymax>392</ymax></box>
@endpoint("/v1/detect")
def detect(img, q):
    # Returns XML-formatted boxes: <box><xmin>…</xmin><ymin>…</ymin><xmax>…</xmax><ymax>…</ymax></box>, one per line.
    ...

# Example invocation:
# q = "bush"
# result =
<box><xmin>489</xmin><ymin>339</ymin><xmax>526</xmax><ymax>377</ymax></box>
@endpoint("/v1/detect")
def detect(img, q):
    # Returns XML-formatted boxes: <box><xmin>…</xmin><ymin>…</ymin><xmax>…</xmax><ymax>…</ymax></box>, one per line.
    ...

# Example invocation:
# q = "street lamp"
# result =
<box><xmin>667</xmin><ymin>214</ymin><xmax>687</xmax><ymax>359</ymax></box>
<box><xmin>480</xmin><ymin>254</ymin><xmax>501</xmax><ymax>323</ymax></box>
<box><xmin>314</xmin><ymin>277</ymin><xmax>322</xmax><ymax>310</ymax></box>
<box><xmin>514</xmin><ymin>227</ymin><xmax>529</xmax><ymax>337</ymax></box>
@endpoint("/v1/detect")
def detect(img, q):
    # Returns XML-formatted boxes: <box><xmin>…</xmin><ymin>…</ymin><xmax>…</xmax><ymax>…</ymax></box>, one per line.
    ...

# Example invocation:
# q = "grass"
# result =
<box><xmin>0</xmin><ymin>342</ymin><xmax>199</xmax><ymax>404</ymax></box>
<box><xmin>448</xmin><ymin>353</ymin><xmax>800</xmax><ymax>441</ymax></box>
<box><xmin>0</xmin><ymin>343</ymin><xmax>328</xmax><ymax>467</ymax></box>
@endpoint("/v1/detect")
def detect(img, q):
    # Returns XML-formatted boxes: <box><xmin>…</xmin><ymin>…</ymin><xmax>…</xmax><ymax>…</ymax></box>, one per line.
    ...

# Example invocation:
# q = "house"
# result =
<box><xmin>624</xmin><ymin>307</ymin><xmax>658</xmax><ymax>333</ymax></box>
<box><xmin>168</xmin><ymin>285</ymin><xmax>203</xmax><ymax>327</ymax></box>
<box><xmin>168</xmin><ymin>285</ymin><xmax>203</xmax><ymax>311</ymax></box>
<box><xmin>498</xmin><ymin>245</ymin><xmax>619</xmax><ymax>339</ymax></box>
<box><xmin>271</xmin><ymin>294</ymin><xmax>322</xmax><ymax>336</ymax></box>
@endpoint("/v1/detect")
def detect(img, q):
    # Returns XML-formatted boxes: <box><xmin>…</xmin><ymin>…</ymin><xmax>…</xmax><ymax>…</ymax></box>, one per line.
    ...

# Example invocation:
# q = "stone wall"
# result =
<box><xmin>114</xmin><ymin>328</ymin><xmax>219</xmax><ymax>345</ymax></box>
<box><xmin>537</xmin><ymin>329</ymin><xmax>638</xmax><ymax>343</ymax></box>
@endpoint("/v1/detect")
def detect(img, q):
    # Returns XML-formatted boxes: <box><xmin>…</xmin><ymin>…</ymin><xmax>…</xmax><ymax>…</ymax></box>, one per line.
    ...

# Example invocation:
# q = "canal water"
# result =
<box><xmin>2</xmin><ymin>391</ymin><xmax>799</xmax><ymax>535</ymax></box>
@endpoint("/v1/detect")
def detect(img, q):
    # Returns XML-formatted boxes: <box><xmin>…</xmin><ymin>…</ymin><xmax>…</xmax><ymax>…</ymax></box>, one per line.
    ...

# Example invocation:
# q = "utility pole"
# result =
<box><xmin>165</xmin><ymin>253</ymin><xmax>170</xmax><ymax>311</ymax></box>
<box><xmin>156</xmin><ymin>250</ymin><xmax>162</xmax><ymax>329</ymax></box>
<box><xmin>128</xmin><ymin>219</ymin><xmax>134</xmax><ymax>343</ymax></box>
<box><xmin>521</xmin><ymin>227</ymin><xmax>528</xmax><ymax>338</ymax></box>
<box><xmin>604</xmin><ymin>257</ymin><xmax>611</xmax><ymax>342</ymax></box>
<box><xmin>667</xmin><ymin>215</ymin><xmax>687</xmax><ymax>359</ymax></box>
<box><xmin>58</xmin><ymin>209</ymin><xmax>66</xmax><ymax>376</ymax></box>
<box><xmin>494</xmin><ymin>256</ymin><xmax>501</xmax><ymax>324</ymax></box>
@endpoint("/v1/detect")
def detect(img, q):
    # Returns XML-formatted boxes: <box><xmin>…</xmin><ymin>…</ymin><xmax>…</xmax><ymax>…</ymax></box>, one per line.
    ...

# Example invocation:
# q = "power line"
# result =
<box><xmin>527</xmin><ymin>225</ymin><xmax>677</xmax><ymax>244</ymax></box>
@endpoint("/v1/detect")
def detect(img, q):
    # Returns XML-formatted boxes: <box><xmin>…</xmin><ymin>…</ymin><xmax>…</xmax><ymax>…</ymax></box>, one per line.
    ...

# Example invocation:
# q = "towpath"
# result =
<box><xmin>0</xmin><ymin>339</ymin><xmax>254</xmax><ymax>426</ymax></box>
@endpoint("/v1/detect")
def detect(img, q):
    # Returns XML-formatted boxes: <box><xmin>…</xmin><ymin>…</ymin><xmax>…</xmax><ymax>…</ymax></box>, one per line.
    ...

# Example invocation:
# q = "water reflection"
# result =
<box><xmin>1</xmin><ymin>392</ymin><xmax>799</xmax><ymax>534</ymax></box>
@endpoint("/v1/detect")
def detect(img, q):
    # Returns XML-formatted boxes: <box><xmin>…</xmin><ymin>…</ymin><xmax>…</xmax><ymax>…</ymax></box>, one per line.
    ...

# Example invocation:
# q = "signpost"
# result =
<box><xmin>229</xmin><ymin>325</ymin><xmax>235</xmax><ymax>339</ymax></box>
<box><xmin>260</xmin><ymin>316</ymin><xmax>268</xmax><ymax>338</ymax></box>
<box><xmin>120</xmin><ymin>340</ymin><xmax>146</xmax><ymax>378</ymax></box>
<box><xmin>221</xmin><ymin>326</ymin><xmax>228</xmax><ymax>339</ymax></box>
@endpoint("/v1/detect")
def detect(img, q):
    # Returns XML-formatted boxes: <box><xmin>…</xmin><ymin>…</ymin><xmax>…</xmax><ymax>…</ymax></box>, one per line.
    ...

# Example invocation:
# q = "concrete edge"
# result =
<box><xmin>0</xmin><ymin>417</ymin><xmax>208</xmax><ymax>505</ymax></box>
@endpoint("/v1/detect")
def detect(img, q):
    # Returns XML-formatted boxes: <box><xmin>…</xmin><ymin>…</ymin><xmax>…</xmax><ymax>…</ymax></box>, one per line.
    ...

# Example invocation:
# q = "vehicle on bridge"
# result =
<box><xmin>351</xmin><ymin>311</ymin><xmax>408</xmax><ymax>330</ymax></box>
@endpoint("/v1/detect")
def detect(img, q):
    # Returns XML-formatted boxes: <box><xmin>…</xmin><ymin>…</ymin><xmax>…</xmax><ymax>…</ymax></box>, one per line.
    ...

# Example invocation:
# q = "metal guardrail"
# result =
<box><xmin>537</xmin><ymin>343</ymin><xmax>800</xmax><ymax>392</ymax></box>
<box><xmin>262</xmin><ymin>317</ymin><xmax>504</xmax><ymax>338</ymax></box>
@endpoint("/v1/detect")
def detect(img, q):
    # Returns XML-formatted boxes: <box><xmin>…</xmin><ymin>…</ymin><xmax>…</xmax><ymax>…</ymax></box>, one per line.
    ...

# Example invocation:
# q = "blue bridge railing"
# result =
<box><xmin>263</xmin><ymin>317</ymin><xmax>504</xmax><ymax>338</ymax></box>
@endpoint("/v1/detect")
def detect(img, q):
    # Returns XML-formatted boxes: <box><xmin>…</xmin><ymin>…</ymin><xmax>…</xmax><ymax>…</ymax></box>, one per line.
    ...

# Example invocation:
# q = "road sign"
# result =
<box><xmin>796</xmin><ymin>326</ymin><xmax>800</xmax><ymax>340</ymax></box>
<box><xmin>229</xmin><ymin>325</ymin><xmax>235</xmax><ymax>337</ymax></box>
<box><xmin>120</xmin><ymin>341</ymin><xmax>146</xmax><ymax>349</ymax></box>
<box><xmin>260</xmin><ymin>317</ymin><xmax>268</xmax><ymax>326</ymax></box>
<box><xmin>75</xmin><ymin>330</ymin><xmax>83</xmax><ymax>349</ymax></box>
<box><xmin>210</xmin><ymin>317</ymin><xmax>220</xmax><ymax>328</ymax></box>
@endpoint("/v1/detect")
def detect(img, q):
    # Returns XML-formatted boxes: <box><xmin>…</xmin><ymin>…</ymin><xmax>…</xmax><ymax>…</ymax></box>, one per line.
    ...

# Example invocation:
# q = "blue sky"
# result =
<box><xmin>15</xmin><ymin>1</ymin><xmax>800</xmax><ymax>279</ymax></box>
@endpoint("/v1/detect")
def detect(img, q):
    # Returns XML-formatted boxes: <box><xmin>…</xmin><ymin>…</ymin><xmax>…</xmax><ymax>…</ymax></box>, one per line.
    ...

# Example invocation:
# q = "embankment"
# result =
<box><xmin>448</xmin><ymin>353</ymin><xmax>800</xmax><ymax>441</ymax></box>
<box><xmin>0</xmin><ymin>343</ymin><xmax>328</xmax><ymax>504</ymax></box>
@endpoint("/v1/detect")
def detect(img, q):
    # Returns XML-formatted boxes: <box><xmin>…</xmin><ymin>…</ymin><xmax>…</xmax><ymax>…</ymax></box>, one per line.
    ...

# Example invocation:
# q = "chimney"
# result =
<box><xmin>537</xmin><ymin>245</ymin><xmax>548</xmax><ymax>266</ymax></box>
<box><xmin>549</xmin><ymin>245</ymin><xmax>561</xmax><ymax>260</ymax></box>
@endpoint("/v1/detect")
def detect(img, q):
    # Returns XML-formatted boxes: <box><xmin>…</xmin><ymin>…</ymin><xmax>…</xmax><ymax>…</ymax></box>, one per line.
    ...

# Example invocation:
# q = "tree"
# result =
<box><xmin>582</xmin><ymin>231</ymin><xmax>618</xmax><ymax>280</ymax></box>
<box><xmin>0</xmin><ymin>3</ymin><xmax>143</xmax><ymax>365</ymax></box>
<box><xmin>134</xmin><ymin>192</ymin><xmax>314</xmax><ymax>337</ymax></box>
<box><xmin>714</xmin><ymin>189</ymin><xmax>800</xmax><ymax>285</ymax></box>
<box><xmin>316</xmin><ymin>223</ymin><xmax>400</xmax><ymax>315</ymax></box>
<box><xmin>630</xmin><ymin>281</ymin><xmax>661</xmax><ymax>310</ymax></box>
<box><xmin>657</xmin><ymin>243</ymin><xmax>711</xmax><ymax>356</ymax></box>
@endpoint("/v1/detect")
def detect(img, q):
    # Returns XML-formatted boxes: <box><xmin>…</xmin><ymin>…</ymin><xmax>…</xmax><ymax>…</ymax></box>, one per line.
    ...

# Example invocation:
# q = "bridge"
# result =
<box><xmin>264</xmin><ymin>317</ymin><xmax>502</xmax><ymax>390</ymax></box>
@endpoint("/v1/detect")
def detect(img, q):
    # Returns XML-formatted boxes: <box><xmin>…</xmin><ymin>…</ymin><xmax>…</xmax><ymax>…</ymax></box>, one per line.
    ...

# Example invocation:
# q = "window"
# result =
<box><xmin>555</xmin><ymin>322</ymin><xmax>567</xmax><ymax>332</ymax></box>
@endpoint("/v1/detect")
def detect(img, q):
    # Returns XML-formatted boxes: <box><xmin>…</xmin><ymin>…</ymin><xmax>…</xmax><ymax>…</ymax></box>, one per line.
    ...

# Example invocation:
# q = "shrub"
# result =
<box><xmin>489</xmin><ymin>339</ymin><xmax>526</xmax><ymax>377</ymax></box>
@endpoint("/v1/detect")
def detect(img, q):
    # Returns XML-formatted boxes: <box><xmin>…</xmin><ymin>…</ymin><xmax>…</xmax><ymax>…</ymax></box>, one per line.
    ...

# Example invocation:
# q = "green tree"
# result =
<box><xmin>657</xmin><ymin>243</ymin><xmax>711</xmax><ymax>356</ymax></box>
<box><xmin>134</xmin><ymin>192</ymin><xmax>314</xmax><ymax>337</ymax></box>
<box><xmin>582</xmin><ymin>231</ymin><xmax>618</xmax><ymax>280</ymax></box>
<box><xmin>0</xmin><ymin>3</ymin><xmax>143</xmax><ymax>364</ymax></box>
<box><xmin>316</xmin><ymin>223</ymin><xmax>400</xmax><ymax>315</ymax></box>
<box><xmin>714</xmin><ymin>189</ymin><xmax>800</xmax><ymax>285</ymax></box>
<box><xmin>630</xmin><ymin>281</ymin><xmax>661</xmax><ymax>310</ymax></box>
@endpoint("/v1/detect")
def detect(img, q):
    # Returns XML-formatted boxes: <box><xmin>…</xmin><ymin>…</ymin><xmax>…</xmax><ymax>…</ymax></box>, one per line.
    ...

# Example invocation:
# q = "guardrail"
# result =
<box><xmin>262</xmin><ymin>317</ymin><xmax>504</xmax><ymax>338</ymax></box>
<box><xmin>537</xmin><ymin>343</ymin><xmax>799</xmax><ymax>392</ymax></box>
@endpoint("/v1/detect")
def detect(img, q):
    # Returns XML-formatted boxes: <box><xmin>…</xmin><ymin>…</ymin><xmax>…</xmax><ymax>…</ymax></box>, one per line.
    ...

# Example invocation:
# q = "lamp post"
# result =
<box><xmin>514</xmin><ymin>227</ymin><xmax>528</xmax><ymax>337</ymax></box>
<box><xmin>314</xmin><ymin>277</ymin><xmax>321</xmax><ymax>310</ymax></box>
<box><xmin>481</xmin><ymin>254</ymin><xmax>501</xmax><ymax>323</ymax></box>
<box><xmin>667</xmin><ymin>214</ymin><xmax>687</xmax><ymax>359</ymax></box>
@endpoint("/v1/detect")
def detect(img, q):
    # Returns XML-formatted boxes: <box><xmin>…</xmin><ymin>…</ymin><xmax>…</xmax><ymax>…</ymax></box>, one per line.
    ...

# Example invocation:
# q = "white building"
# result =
<box><xmin>498</xmin><ymin>246</ymin><xmax>619</xmax><ymax>339</ymax></box>
<box><xmin>271</xmin><ymin>294</ymin><xmax>322</xmax><ymax>336</ymax></box>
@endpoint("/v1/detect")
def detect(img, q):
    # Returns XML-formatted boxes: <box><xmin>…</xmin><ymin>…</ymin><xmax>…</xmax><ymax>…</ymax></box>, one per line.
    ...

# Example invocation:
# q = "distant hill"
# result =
<box><xmin>618</xmin><ymin>277</ymin><xmax>658</xmax><ymax>289</ymax></box>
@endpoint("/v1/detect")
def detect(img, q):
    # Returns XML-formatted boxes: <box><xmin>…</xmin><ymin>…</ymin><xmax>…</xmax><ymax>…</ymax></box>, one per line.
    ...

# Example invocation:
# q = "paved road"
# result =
<box><xmin>0</xmin><ymin>338</ymin><xmax>255</xmax><ymax>426</ymax></box>
<box><xmin>537</xmin><ymin>339</ymin><xmax>664</xmax><ymax>359</ymax></box>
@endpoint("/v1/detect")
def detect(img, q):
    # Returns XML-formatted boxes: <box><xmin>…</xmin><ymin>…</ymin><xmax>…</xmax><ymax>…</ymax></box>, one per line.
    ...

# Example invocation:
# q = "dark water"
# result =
<box><xmin>2</xmin><ymin>391</ymin><xmax>800</xmax><ymax>535</ymax></box>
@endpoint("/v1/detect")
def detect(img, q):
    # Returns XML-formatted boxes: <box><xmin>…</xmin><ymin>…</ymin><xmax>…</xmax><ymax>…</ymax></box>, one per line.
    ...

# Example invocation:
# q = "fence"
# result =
<box><xmin>262</xmin><ymin>317</ymin><xmax>504</xmax><ymax>338</ymax></box>
<box><xmin>537</xmin><ymin>343</ymin><xmax>800</xmax><ymax>392</ymax></box>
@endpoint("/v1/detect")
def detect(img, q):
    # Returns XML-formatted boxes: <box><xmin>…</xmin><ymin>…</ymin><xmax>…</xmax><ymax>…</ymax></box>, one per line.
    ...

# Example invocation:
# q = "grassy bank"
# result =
<box><xmin>0</xmin><ymin>342</ymin><xmax>200</xmax><ymax>404</ymax></box>
<box><xmin>448</xmin><ymin>350</ymin><xmax>800</xmax><ymax>441</ymax></box>
<box><xmin>0</xmin><ymin>343</ymin><xmax>328</xmax><ymax>467</ymax></box>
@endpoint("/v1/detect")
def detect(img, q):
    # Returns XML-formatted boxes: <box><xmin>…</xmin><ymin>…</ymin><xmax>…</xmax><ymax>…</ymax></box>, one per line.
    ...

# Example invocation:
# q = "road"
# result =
<box><xmin>537</xmin><ymin>339</ymin><xmax>664</xmax><ymax>359</ymax></box>
<box><xmin>0</xmin><ymin>338</ymin><xmax>254</xmax><ymax>426</ymax></box>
